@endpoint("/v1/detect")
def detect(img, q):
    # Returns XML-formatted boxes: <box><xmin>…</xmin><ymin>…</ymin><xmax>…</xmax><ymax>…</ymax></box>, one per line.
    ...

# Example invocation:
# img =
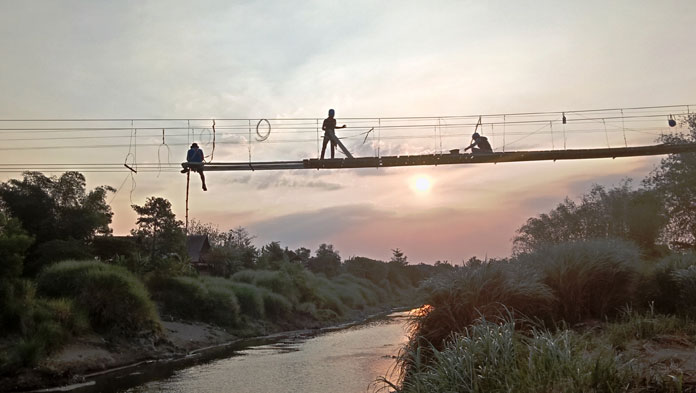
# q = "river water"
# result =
<box><xmin>106</xmin><ymin>311</ymin><xmax>409</xmax><ymax>393</ymax></box>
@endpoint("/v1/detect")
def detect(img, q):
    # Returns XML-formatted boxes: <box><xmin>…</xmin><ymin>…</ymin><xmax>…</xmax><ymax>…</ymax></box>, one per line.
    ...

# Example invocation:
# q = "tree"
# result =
<box><xmin>646</xmin><ymin>115</ymin><xmax>696</xmax><ymax>249</ymax></box>
<box><xmin>389</xmin><ymin>248</ymin><xmax>408</xmax><ymax>266</ymax></box>
<box><xmin>513</xmin><ymin>182</ymin><xmax>666</xmax><ymax>254</ymax></box>
<box><xmin>0</xmin><ymin>213</ymin><xmax>33</xmax><ymax>279</ymax></box>
<box><xmin>306</xmin><ymin>243</ymin><xmax>341</xmax><ymax>278</ymax></box>
<box><xmin>131</xmin><ymin>197</ymin><xmax>186</xmax><ymax>261</ymax></box>
<box><xmin>0</xmin><ymin>171</ymin><xmax>114</xmax><ymax>244</ymax></box>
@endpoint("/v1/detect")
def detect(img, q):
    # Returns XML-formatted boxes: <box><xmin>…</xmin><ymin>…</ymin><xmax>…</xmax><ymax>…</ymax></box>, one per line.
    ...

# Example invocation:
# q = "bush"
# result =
<box><xmin>0</xmin><ymin>294</ymin><xmax>88</xmax><ymax>373</ymax></box>
<box><xmin>394</xmin><ymin>318</ymin><xmax>639</xmax><ymax>393</ymax></box>
<box><xmin>148</xmin><ymin>276</ymin><xmax>239</xmax><ymax>327</ymax></box>
<box><xmin>227</xmin><ymin>282</ymin><xmax>265</xmax><ymax>318</ymax></box>
<box><xmin>413</xmin><ymin>262</ymin><xmax>556</xmax><ymax>351</ymax></box>
<box><xmin>520</xmin><ymin>239</ymin><xmax>640</xmax><ymax>323</ymax></box>
<box><xmin>260</xmin><ymin>289</ymin><xmax>293</xmax><ymax>320</ymax></box>
<box><xmin>26</xmin><ymin>239</ymin><xmax>93</xmax><ymax>276</ymax></box>
<box><xmin>37</xmin><ymin>260</ymin><xmax>161</xmax><ymax>334</ymax></box>
<box><xmin>648</xmin><ymin>252</ymin><xmax>696</xmax><ymax>314</ymax></box>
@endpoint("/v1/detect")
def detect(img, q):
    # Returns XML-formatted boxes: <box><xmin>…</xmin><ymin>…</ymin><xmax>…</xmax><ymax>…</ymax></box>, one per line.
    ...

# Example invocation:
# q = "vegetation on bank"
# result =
<box><xmin>0</xmin><ymin>172</ymin><xmax>451</xmax><ymax>379</ymax></box>
<box><xmin>384</xmin><ymin>115</ymin><xmax>696</xmax><ymax>392</ymax></box>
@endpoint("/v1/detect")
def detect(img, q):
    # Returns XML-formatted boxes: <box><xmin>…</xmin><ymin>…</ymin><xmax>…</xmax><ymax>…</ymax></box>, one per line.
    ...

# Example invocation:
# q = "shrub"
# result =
<box><xmin>37</xmin><ymin>260</ymin><xmax>161</xmax><ymax>334</ymax></box>
<box><xmin>227</xmin><ymin>282</ymin><xmax>265</xmax><ymax>318</ymax></box>
<box><xmin>412</xmin><ymin>263</ymin><xmax>556</xmax><ymax>351</ymax></box>
<box><xmin>148</xmin><ymin>276</ymin><xmax>239</xmax><ymax>327</ymax></box>
<box><xmin>259</xmin><ymin>289</ymin><xmax>292</xmax><ymax>320</ymax></box>
<box><xmin>520</xmin><ymin>239</ymin><xmax>640</xmax><ymax>323</ymax></box>
<box><xmin>394</xmin><ymin>319</ymin><xmax>639</xmax><ymax>393</ymax></box>
<box><xmin>671</xmin><ymin>266</ymin><xmax>696</xmax><ymax>314</ymax></box>
<box><xmin>648</xmin><ymin>252</ymin><xmax>696</xmax><ymax>314</ymax></box>
<box><xmin>26</xmin><ymin>239</ymin><xmax>93</xmax><ymax>276</ymax></box>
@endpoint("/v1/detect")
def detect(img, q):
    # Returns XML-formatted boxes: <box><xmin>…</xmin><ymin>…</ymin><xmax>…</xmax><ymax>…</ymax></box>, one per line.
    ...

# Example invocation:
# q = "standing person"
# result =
<box><xmin>464</xmin><ymin>132</ymin><xmax>493</xmax><ymax>154</ymax></box>
<box><xmin>320</xmin><ymin>109</ymin><xmax>354</xmax><ymax>159</ymax></box>
<box><xmin>180</xmin><ymin>142</ymin><xmax>207</xmax><ymax>191</ymax></box>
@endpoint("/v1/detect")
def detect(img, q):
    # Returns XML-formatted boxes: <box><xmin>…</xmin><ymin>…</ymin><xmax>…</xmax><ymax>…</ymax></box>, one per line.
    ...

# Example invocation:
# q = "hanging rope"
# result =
<box><xmin>316</xmin><ymin>119</ymin><xmax>320</xmax><ymax>158</ymax></box>
<box><xmin>562</xmin><ymin>113</ymin><xmax>567</xmax><ymax>150</ymax></box>
<box><xmin>550</xmin><ymin>121</ymin><xmax>555</xmax><ymax>150</ymax></box>
<box><xmin>502</xmin><ymin>115</ymin><xmax>506</xmax><ymax>152</ymax></box>
<box><xmin>620</xmin><ymin>109</ymin><xmax>627</xmax><ymax>148</ymax></box>
<box><xmin>256</xmin><ymin>119</ymin><xmax>271</xmax><ymax>141</ymax></box>
<box><xmin>156</xmin><ymin>128</ymin><xmax>171</xmax><ymax>177</ymax></box>
<box><xmin>209</xmin><ymin>120</ymin><xmax>216</xmax><ymax>162</ymax></box>
<box><xmin>603</xmin><ymin>118</ymin><xmax>610</xmax><ymax>148</ymax></box>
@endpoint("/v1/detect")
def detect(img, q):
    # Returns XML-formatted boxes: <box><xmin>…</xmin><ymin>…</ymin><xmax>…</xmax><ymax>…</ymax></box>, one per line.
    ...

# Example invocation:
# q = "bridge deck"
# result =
<box><xmin>181</xmin><ymin>143</ymin><xmax>696</xmax><ymax>172</ymax></box>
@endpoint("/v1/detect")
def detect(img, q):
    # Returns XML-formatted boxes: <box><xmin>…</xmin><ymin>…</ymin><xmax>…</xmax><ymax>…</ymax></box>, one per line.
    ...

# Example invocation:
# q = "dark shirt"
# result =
<box><xmin>187</xmin><ymin>148</ymin><xmax>204</xmax><ymax>162</ymax></box>
<box><xmin>474</xmin><ymin>136</ymin><xmax>492</xmax><ymax>152</ymax></box>
<box><xmin>322</xmin><ymin>117</ymin><xmax>337</xmax><ymax>134</ymax></box>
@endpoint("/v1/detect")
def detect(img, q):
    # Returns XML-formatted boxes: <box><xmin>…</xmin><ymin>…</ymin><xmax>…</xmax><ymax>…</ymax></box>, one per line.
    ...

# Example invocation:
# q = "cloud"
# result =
<box><xmin>223</xmin><ymin>172</ymin><xmax>342</xmax><ymax>190</ymax></box>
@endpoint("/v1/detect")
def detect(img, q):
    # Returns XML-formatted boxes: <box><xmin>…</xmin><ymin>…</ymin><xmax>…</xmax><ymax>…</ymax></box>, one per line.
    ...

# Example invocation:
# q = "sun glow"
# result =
<box><xmin>414</xmin><ymin>176</ymin><xmax>432</xmax><ymax>192</ymax></box>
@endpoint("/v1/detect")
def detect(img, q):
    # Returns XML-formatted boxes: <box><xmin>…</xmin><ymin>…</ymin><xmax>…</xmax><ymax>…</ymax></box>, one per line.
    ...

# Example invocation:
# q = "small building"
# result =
<box><xmin>187</xmin><ymin>235</ymin><xmax>211</xmax><ymax>272</ymax></box>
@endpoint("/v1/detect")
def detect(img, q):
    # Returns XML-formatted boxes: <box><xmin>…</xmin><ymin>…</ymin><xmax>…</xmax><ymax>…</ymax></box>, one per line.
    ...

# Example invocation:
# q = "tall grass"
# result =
<box><xmin>396</xmin><ymin>239</ymin><xmax>648</xmax><ymax>391</ymax></box>
<box><xmin>519</xmin><ymin>239</ymin><xmax>641</xmax><ymax>323</ymax></box>
<box><xmin>391</xmin><ymin>318</ymin><xmax>646</xmax><ymax>393</ymax></box>
<box><xmin>230</xmin><ymin>268</ymin><xmax>387</xmax><ymax>321</ymax></box>
<box><xmin>0</xmin><ymin>282</ymin><xmax>89</xmax><ymax>373</ymax></box>
<box><xmin>411</xmin><ymin>262</ymin><xmax>555</xmax><ymax>351</ymax></box>
<box><xmin>647</xmin><ymin>252</ymin><xmax>696</xmax><ymax>314</ymax></box>
<box><xmin>147</xmin><ymin>276</ymin><xmax>240</xmax><ymax>327</ymax></box>
<box><xmin>37</xmin><ymin>260</ymin><xmax>161</xmax><ymax>334</ymax></box>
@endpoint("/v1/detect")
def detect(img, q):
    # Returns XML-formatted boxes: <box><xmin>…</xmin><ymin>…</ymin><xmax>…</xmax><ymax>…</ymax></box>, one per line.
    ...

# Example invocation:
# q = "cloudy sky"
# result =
<box><xmin>1</xmin><ymin>0</ymin><xmax>695</xmax><ymax>263</ymax></box>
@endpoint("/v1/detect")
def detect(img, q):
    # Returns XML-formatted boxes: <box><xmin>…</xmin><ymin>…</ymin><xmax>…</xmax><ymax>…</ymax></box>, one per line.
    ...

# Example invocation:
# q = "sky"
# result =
<box><xmin>1</xmin><ymin>0</ymin><xmax>695</xmax><ymax>264</ymax></box>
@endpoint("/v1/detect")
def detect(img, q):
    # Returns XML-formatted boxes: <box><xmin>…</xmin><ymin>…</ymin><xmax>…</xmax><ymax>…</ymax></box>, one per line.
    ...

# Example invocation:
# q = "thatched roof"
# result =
<box><xmin>187</xmin><ymin>235</ymin><xmax>211</xmax><ymax>263</ymax></box>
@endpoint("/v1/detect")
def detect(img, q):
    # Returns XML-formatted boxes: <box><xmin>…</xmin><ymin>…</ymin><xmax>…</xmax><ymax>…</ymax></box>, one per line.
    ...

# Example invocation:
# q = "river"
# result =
<box><xmin>65</xmin><ymin>311</ymin><xmax>410</xmax><ymax>393</ymax></box>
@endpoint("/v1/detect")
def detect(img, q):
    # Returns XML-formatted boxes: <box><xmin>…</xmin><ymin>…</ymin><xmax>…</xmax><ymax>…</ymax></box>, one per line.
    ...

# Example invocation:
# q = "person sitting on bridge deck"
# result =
<box><xmin>180</xmin><ymin>142</ymin><xmax>207</xmax><ymax>191</ymax></box>
<box><xmin>320</xmin><ymin>109</ymin><xmax>354</xmax><ymax>159</ymax></box>
<box><xmin>464</xmin><ymin>132</ymin><xmax>493</xmax><ymax>154</ymax></box>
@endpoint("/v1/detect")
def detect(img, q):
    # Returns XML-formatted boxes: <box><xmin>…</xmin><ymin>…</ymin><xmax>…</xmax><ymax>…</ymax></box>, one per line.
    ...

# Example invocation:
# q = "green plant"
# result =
<box><xmin>520</xmin><ymin>239</ymin><xmax>640</xmax><ymax>323</ymax></box>
<box><xmin>148</xmin><ymin>276</ymin><xmax>239</xmax><ymax>327</ymax></box>
<box><xmin>37</xmin><ymin>260</ymin><xmax>161</xmax><ymax>334</ymax></box>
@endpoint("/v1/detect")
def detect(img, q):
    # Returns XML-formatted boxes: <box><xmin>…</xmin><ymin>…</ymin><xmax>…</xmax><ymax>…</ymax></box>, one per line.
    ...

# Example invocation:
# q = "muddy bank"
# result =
<box><xmin>1</xmin><ymin>306</ymin><xmax>410</xmax><ymax>392</ymax></box>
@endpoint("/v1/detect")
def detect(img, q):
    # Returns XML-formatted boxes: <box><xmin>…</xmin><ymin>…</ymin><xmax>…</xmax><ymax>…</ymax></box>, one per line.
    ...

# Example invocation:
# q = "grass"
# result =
<box><xmin>390</xmin><ymin>240</ymin><xmax>696</xmax><ymax>392</ymax></box>
<box><xmin>147</xmin><ymin>276</ymin><xmax>240</xmax><ymax>327</ymax></box>
<box><xmin>0</xmin><ymin>281</ymin><xmax>89</xmax><ymax>373</ymax></box>
<box><xmin>519</xmin><ymin>239</ymin><xmax>641</xmax><ymax>323</ymax></box>
<box><xmin>387</xmin><ymin>317</ymin><xmax>670</xmax><ymax>393</ymax></box>
<box><xmin>36</xmin><ymin>260</ymin><xmax>161</xmax><ymax>334</ymax></box>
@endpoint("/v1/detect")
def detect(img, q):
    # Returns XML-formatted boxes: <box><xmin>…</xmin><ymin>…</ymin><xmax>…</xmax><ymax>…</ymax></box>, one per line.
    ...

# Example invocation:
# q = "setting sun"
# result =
<box><xmin>414</xmin><ymin>176</ymin><xmax>432</xmax><ymax>192</ymax></box>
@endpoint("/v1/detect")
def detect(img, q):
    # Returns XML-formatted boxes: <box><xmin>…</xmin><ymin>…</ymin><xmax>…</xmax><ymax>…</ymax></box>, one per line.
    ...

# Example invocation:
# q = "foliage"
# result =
<box><xmin>644</xmin><ymin>252</ymin><xmax>696</xmax><ymax>314</ymax></box>
<box><xmin>0</xmin><ymin>171</ymin><xmax>113</xmax><ymax>245</ymax></box>
<box><xmin>148</xmin><ymin>276</ymin><xmax>240</xmax><ymax>327</ymax></box>
<box><xmin>392</xmin><ymin>318</ymin><xmax>643</xmax><ymax>393</ymax></box>
<box><xmin>306</xmin><ymin>243</ymin><xmax>341</xmax><ymax>278</ymax></box>
<box><xmin>344</xmin><ymin>256</ymin><xmax>388</xmax><ymax>285</ymax></box>
<box><xmin>0</xmin><ymin>283</ymin><xmax>88</xmax><ymax>373</ymax></box>
<box><xmin>131</xmin><ymin>196</ymin><xmax>186</xmax><ymax>263</ymax></box>
<box><xmin>646</xmin><ymin>115</ymin><xmax>696</xmax><ymax>249</ymax></box>
<box><xmin>0</xmin><ymin>213</ymin><xmax>33</xmax><ymax>279</ymax></box>
<box><xmin>36</xmin><ymin>260</ymin><xmax>161</xmax><ymax>334</ymax></box>
<box><xmin>91</xmin><ymin>235</ymin><xmax>139</xmax><ymax>262</ymax></box>
<box><xmin>513</xmin><ymin>182</ymin><xmax>666</xmax><ymax>255</ymax></box>
<box><xmin>519</xmin><ymin>239</ymin><xmax>641</xmax><ymax>323</ymax></box>
<box><xmin>26</xmin><ymin>238</ymin><xmax>94</xmax><ymax>276</ymax></box>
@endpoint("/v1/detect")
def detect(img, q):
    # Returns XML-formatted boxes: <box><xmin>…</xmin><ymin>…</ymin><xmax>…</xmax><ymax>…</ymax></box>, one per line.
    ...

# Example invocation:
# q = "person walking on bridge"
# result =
<box><xmin>180</xmin><ymin>142</ymin><xmax>207</xmax><ymax>191</ymax></box>
<box><xmin>320</xmin><ymin>109</ymin><xmax>354</xmax><ymax>159</ymax></box>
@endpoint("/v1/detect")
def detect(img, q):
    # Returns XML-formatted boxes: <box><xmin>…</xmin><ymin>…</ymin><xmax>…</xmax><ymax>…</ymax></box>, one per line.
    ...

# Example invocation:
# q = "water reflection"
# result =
<box><xmin>123</xmin><ymin>312</ymin><xmax>409</xmax><ymax>393</ymax></box>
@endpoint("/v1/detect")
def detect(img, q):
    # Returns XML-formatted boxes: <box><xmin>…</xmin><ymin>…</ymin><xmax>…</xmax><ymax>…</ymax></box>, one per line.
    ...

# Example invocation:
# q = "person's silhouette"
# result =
<box><xmin>181</xmin><ymin>142</ymin><xmax>207</xmax><ymax>191</ymax></box>
<box><xmin>464</xmin><ymin>132</ymin><xmax>493</xmax><ymax>154</ymax></box>
<box><xmin>320</xmin><ymin>109</ymin><xmax>354</xmax><ymax>159</ymax></box>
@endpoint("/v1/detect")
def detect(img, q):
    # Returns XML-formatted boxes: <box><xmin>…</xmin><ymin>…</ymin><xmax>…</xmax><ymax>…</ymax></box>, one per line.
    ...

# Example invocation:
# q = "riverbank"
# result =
<box><xmin>2</xmin><ymin>304</ymin><xmax>414</xmax><ymax>392</ymax></box>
